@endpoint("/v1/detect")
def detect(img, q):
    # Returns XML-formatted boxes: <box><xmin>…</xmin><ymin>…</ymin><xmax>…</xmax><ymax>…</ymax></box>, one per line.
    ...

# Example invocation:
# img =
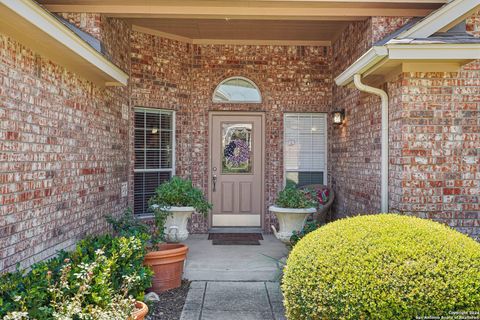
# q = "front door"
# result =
<box><xmin>209</xmin><ymin>113</ymin><xmax>264</xmax><ymax>227</ymax></box>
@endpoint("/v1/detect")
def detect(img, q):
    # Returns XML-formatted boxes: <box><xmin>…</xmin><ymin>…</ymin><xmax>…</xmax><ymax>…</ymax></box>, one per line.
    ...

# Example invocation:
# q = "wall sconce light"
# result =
<box><xmin>332</xmin><ymin>110</ymin><xmax>345</xmax><ymax>125</ymax></box>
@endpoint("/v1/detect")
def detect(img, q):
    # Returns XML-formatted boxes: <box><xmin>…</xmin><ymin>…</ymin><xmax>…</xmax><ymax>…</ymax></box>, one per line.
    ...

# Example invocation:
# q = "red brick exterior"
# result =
<box><xmin>1</xmin><ymin>10</ymin><xmax>479</xmax><ymax>271</ymax></box>
<box><xmin>0</xmin><ymin>17</ymin><xmax>131</xmax><ymax>272</ymax></box>
<box><xmin>387</xmin><ymin>10</ymin><xmax>480</xmax><ymax>236</ymax></box>
<box><xmin>130</xmin><ymin>31</ymin><xmax>331</xmax><ymax>233</ymax></box>
<box><xmin>331</xmin><ymin>13</ymin><xmax>480</xmax><ymax>238</ymax></box>
<box><xmin>388</xmin><ymin>66</ymin><xmax>480</xmax><ymax>237</ymax></box>
<box><xmin>330</xmin><ymin>17</ymin><xmax>412</xmax><ymax>216</ymax></box>
<box><xmin>389</xmin><ymin>14</ymin><xmax>479</xmax><ymax>237</ymax></box>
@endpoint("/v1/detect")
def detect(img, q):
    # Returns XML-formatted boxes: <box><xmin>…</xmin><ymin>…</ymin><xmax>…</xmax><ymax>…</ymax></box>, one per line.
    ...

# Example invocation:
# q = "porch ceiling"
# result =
<box><xmin>127</xmin><ymin>19</ymin><xmax>349</xmax><ymax>44</ymax></box>
<box><xmin>38</xmin><ymin>0</ymin><xmax>446</xmax><ymax>19</ymax></box>
<box><xmin>38</xmin><ymin>0</ymin><xmax>446</xmax><ymax>45</ymax></box>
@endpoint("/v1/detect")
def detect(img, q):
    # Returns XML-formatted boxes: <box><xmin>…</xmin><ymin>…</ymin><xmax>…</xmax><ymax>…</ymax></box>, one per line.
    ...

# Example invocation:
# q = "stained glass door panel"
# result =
<box><xmin>221</xmin><ymin>123</ymin><xmax>253</xmax><ymax>174</ymax></box>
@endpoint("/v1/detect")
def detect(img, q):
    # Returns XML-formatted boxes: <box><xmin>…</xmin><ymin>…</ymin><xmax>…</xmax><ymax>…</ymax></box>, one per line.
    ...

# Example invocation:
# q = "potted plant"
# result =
<box><xmin>132</xmin><ymin>301</ymin><xmax>149</xmax><ymax>320</ymax></box>
<box><xmin>107</xmin><ymin>208</ymin><xmax>186</xmax><ymax>293</ymax></box>
<box><xmin>299</xmin><ymin>184</ymin><xmax>334</xmax><ymax>225</ymax></box>
<box><xmin>144</xmin><ymin>177</ymin><xmax>211</xmax><ymax>293</ymax></box>
<box><xmin>269</xmin><ymin>183</ymin><xmax>317</xmax><ymax>244</ymax></box>
<box><xmin>107</xmin><ymin>178</ymin><xmax>212</xmax><ymax>294</ymax></box>
<box><xmin>149</xmin><ymin>176</ymin><xmax>212</xmax><ymax>242</ymax></box>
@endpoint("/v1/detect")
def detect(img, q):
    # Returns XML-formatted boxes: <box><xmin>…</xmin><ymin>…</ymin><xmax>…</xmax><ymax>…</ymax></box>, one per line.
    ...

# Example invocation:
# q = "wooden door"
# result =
<box><xmin>209</xmin><ymin>113</ymin><xmax>263</xmax><ymax>227</ymax></box>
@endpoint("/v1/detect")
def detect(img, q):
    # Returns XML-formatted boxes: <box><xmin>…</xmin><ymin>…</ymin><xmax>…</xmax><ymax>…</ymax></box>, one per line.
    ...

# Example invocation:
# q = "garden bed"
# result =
<box><xmin>147</xmin><ymin>280</ymin><xmax>190</xmax><ymax>320</ymax></box>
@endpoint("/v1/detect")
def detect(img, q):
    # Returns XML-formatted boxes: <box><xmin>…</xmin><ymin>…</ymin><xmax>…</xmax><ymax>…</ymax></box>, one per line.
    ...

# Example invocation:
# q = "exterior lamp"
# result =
<box><xmin>332</xmin><ymin>110</ymin><xmax>345</xmax><ymax>125</ymax></box>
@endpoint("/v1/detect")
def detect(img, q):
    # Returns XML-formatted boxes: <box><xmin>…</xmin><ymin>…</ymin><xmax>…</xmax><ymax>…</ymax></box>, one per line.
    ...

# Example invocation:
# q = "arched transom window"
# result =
<box><xmin>212</xmin><ymin>77</ymin><xmax>262</xmax><ymax>103</ymax></box>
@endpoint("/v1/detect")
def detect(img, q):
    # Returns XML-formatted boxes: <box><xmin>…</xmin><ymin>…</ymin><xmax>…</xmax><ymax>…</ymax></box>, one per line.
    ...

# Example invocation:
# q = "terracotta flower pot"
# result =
<box><xmin>132</xmin><ymin>301</ymin><xmax>148</xmax><ymax>320</ymax></box>
<box><xmin>144</xmin><ymin>243</ymin><xmax>189</xmax><ymax>293</ymax></box>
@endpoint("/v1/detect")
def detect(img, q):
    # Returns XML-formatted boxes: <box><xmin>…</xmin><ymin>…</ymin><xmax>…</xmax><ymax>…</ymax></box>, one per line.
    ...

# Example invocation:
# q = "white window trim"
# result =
<box><xmin>212</xmin><ymin>76</ymin><xmax>262</xmax><ymax>104</ymax></box>
<box><xmin>133</xmin><ymin>107</ymin><xmax>176</xmax><ymax>176</ymax></box>
<box><xmin>133</xmin><ymin>107</ymin><xmax>176</xmax><ymax>215</ymax></box>
<box><xmin>283</xmin><ymin>112</ymin><xmax>328</xmax><ymax>187</ymax></box>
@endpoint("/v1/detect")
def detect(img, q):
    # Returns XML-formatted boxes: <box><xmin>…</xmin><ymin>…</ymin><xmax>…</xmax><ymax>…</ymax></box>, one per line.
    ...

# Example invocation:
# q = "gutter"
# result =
<box><xmin>333</xmin><ymin>0</ymin><xmax>480</xmax><ymax>213</ymax></box>
<box><xmin>334</xmin><ymin>46</ymin><xmax>388</xmax><ymax>87</ymax></box>
<box><xmin>336</xmin><ymin>43</ymin><xmax>480</xmax><ymax>87</ymax></box>
<box><xmin>353</xmin><ymin>75</ymin><xmax>389</xmax><ymax>213</ymax></box>
<box><xmin>334</xmin><ymin>49</ymin><xmax>391</xmax><ymax>213</ymax></box>
<box><xmin>335</xmin><ymin>43</ymin><xmax>480</xmax><ymax>214</ymax></box>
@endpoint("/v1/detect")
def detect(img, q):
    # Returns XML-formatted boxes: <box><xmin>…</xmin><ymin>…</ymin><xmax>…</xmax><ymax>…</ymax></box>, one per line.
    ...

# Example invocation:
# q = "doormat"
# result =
<box><xmin>208</xmin><ymin>233</ymin><xmax>263</xmax><ymax>245</ymax></box>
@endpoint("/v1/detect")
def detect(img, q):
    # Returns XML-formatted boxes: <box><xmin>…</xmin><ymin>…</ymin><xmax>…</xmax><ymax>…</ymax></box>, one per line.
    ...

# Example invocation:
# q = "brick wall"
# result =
<box><xmin>2</xmin><ymin>10</ymin><xmax>479</xmax><ymax>273</ymax></box>
<box><xmin>389</xmin><ymin>68</ymin><xmax>480</xmax><ymax>237</ymax></box>
<box><xmin>0</xmin><ymin>17</ymin><xmax>131</xmax><ymax>272</ymax></box>
<box><xmin>466</xmin><ymin>10</ymin><xmax>480</xmax><ymax>36</ymax></box>
<box><xmin>388</xmin><ymin>12</ymin><xmax>480</xmax><ymax>238</ymax></box>
<box><xmin>190</xmin><ymin>44</ymin><xmax>331</xmax><ymax>232</ymax></box>
<box><xmin>130</xmin><ymin>31</ymin><xmax>332</xmax><ymax>232</ymax></box>
<box><xmin>330</xmin><ymin>17</ymin><xmax>411</xmax><ymax>217</ymax></box>
<box><xmin>130</xmin><ymin>31</ymin><xmax>192</xmax><ymax>186</ymax></box>
<box><xmin>331</xmin><ymin>14</ymin><xmax>479</xmax><ymax>238</ymax></box>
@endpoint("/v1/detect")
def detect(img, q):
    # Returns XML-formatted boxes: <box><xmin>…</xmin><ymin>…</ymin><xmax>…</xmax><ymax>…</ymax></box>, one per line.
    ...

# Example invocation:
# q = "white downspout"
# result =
<box><xmin>353</xmin><ymin>74</ymin><xmax>389</xmax><ymax>213</ymax></box>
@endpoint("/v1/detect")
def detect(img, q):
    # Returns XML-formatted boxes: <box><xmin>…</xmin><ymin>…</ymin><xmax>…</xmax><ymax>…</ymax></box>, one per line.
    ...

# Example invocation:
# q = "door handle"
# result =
<box><xmin>212</xmin><ymin>174</ymin><xmax>217</xmax><ymax>192</ymax></box>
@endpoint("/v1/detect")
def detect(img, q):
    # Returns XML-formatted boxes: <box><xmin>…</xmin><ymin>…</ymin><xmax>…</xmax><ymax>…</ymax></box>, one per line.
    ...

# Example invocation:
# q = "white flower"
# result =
<box><xmin>4</xmin><ymin>311</ymin><xmax>29</xmax><ymax>320</ymax></box>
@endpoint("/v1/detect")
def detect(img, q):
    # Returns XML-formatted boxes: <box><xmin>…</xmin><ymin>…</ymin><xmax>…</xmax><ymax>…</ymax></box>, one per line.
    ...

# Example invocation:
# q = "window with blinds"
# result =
<box><xmin>134</xmin><ymin>108</ymin><xmax>175</xmax><ymax>214</ymax></box>
<box><xmin>284</xmin><ymin>113</ymin><xmax>327</xmax><ymax>187</ymax></box>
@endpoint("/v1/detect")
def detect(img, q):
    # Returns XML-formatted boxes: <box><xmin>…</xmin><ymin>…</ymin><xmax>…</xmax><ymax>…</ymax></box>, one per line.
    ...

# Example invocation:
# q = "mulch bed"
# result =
<box><xmin>147</xmin><ymin>280</ymin><xmax>191</xmax><ymax>320</ymax></box>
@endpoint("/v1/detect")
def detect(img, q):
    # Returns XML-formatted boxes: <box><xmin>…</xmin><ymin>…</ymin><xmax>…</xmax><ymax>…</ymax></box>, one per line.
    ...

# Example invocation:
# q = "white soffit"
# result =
<box><xmin>387</xmin><ymin>43</ymin><xmax>480</xmax><ymax>60</ymax></box>
<box><xmin>0</xmin><ymin>0</ymin><xmax>128</xmax><ymax>86</ymax></box>
<box><xmin>334</xmin><ymin>43</ymin><xmax>480</xmax><ymax>86</ymax></box>
<box><xmin>335</xmin><ymin>0</ymin><xmax>480</xmax><ymax>86</ymax></box>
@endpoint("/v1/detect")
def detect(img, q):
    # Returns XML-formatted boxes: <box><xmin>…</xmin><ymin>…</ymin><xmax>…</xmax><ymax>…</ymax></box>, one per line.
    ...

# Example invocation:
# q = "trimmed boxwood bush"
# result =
<box><xmin>282</xmin><ymin>214</ymin><xmax>480</xmax><ymax>320</ymax></box>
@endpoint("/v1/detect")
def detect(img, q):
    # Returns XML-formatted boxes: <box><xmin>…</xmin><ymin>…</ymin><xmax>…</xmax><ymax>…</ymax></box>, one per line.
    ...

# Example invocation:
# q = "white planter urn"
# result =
<box><xmin>269</xmin><ymin>206</ymin><xmax>316</xmax><ymax>244</ymax></box>
<box><xmin>152</xmin><ymin>205</ymin><xmax>195</xmax><ymax>242</ymax></box>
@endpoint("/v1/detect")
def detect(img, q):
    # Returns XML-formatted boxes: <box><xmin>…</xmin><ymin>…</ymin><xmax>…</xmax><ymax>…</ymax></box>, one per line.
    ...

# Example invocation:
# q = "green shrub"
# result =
<box><xmin>0</xmin><ymin>252</ymin><xmax>69</xmax><ymax>319</ymax></box>
<box><xmin>0</xmin><ymin>235</ymin><xmax>152</xmax><ymax>319</ymax></box>
<box><xmin>282</xmin><ymin>214</ymin><xmax>480</xmax><ymax>320</ymax></box>
<box><xmin>74</xmin><ymin>235</ymin><xmax>153</xmax><ymax>300</ymax></box>
<box><xmin>147</xmin><ymin>177</ymin><xmax>212</xmax><ymax>245</ymax></box>
<box><xmin>275</xmin><ymin>183</ymin><xmax>317</xmax><ymax>209</ymax></box>
<box><xmin>106</xmin><ymin>208</ymin><xmax>150</xmax><ymax>238</ymax></box>
<box><xmin>289</xmin><ymin>220</ymin><xmax>320</xmax><ymax>246</ymax></box>
<box><xmin>149</xmin><ymin>176</ymin><xmax>212</xmax><ymax>216</ymax></box>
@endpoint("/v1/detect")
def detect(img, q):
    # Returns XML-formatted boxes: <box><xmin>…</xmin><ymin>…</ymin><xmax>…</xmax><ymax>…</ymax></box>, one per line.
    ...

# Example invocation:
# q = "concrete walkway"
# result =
<box><xmin>180</xmin><ymin>281</ymin><xmax>286</xmax><ymax>320</ymax></box>
<box><xmin>180</xmin><ymin>234</ymin><xmax>288</xmax><ymax>319</ymax></box>
<box><xmin>184</xmin><ymin>234</ymin><xmax>288</xmax><ymax>281</ymax></box>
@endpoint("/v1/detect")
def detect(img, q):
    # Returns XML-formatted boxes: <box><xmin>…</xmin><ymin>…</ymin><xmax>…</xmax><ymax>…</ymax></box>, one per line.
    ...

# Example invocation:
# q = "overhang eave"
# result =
<box><xmin>0</xmin><ymin>0</ymin><xmax>128</xmax><ymax>87</ymax></box>
<box><xmin>335</xmin><ymin>43</ymin><xmax>480</xmax><ymax>87</ymax></box>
